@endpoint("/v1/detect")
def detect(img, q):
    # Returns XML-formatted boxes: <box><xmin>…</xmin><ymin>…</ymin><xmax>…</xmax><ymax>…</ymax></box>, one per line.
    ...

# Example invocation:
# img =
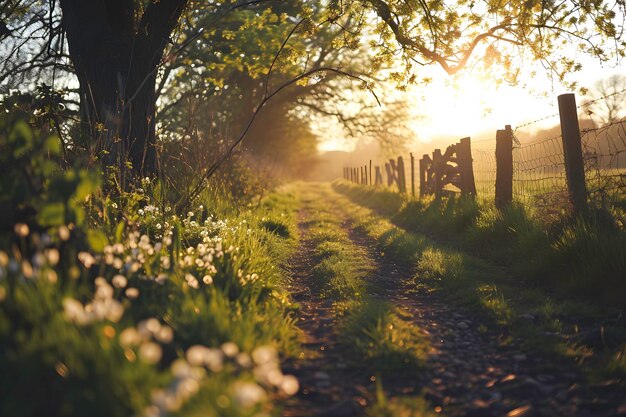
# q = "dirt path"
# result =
<box><xmin>347</xmin><ymin>225</ymin><xmax>625</xmax><ymax>417</ymax></box>
<box><xmin>282</xmin><ymin>187</ymin><xmax>625</xmax><ymax>417</ymax></box>
<box><xmin>281</xmin><ymin>210</ymin><xmax>372</xmax><ymax>417</ymax></box>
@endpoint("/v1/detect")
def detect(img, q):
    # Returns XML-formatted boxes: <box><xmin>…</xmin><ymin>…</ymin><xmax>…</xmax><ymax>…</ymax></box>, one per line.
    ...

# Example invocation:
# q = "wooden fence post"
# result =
<box><xmin>558</xmin><ymin>93</ymin><xmax>588</xmax><ymax>215</ymax></box>
<box><xmin>364</xmin><ymin>165</ymin><xmax>368</xmax><ymax>185</ymax></box>
<box><xmin>433</xmin><ymin>149</ymin><xmax>443</xmax><ymax>199</ymax></box>
<box><xmin>385</xmin><ymin>163</ymin><xmax>392</xmax><ymax>187</ymax></box>
<box><xmin>457</xmin><ymin>137</ymin><xmax>477</xmax><ymax>196</ymax></box>
<box><xmin>410</xmin><ymin>153</ymin><xmax>415</xmax><ymax>197</ymax></box>
<box><xmin>397</xmin><ymin>156</ymin><xmax>407</xmax><ymax>194</ymax></box>
<box><xmin>495</xmin><ymin>125</ymin><xmax>513</xmax><ymax>209</ymax></box>
<box><xmin>375</xmin><ymin>166</ymin><xmax>383</xmax><ymax>186</ymax></box>
<box><xmin>419</xmin><ymin>154</ymin><xmax>428</xmax><ymax>197</ymax></box>
<box><xmin>369</xmin><ymin>160</ymin><xmax>372</xmax><ymax>185</ymax></box>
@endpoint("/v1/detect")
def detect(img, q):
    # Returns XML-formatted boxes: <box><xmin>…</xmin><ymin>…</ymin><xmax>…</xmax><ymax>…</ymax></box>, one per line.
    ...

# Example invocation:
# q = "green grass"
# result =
<box><xmin>334</xmin><ymin>181</ymin><xmax>626</xmax><ymax>308</ymax></box>
<box><xmin>0</xmin><ymin>124</ymin><xmax>305</xmax><ymax>417</ymax></box>
<box><xmin>331</xmin><ymin>181</ymin><xmax>626</xmax><ymax>380</ymax></box>
<box><xmin>293</xmin><ymin>184</ymin><xmax>430</xmax><ymax>375</ymax></box>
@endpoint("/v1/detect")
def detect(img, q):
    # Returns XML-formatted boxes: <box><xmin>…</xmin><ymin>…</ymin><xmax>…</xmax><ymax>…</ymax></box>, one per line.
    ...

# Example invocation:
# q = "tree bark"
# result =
<box><xmin>59</xmin><ymin>0</ymin><xmax>187</xmax><ymax>177</ymax></box>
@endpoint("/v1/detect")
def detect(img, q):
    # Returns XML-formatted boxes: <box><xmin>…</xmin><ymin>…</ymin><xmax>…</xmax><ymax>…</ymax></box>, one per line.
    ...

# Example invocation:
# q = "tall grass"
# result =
<box><xmin>334</xmin><ymin>182</ymin><xmax>626</xmax><ymax>307</ymax></box>
<box><xmin>0</xmin><ymin>113</ymin><xmax>307</xmax><ymax>416</ymax></box>
<box><xmin>332</xmin><ymin>181</ymin><xmax>626</xmax><ymax>378</ymax></box>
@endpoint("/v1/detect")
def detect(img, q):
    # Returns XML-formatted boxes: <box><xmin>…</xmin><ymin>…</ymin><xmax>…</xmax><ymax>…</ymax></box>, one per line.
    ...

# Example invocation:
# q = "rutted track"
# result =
<box><xmin>282</xmin><ymin>184</ymin><xmax>625</xmax><ymax>417</ymax></box>
<box><xmin>282</xmin><ymin>209</ymin><xmax>371</xmax><ymax>417</ymax></box>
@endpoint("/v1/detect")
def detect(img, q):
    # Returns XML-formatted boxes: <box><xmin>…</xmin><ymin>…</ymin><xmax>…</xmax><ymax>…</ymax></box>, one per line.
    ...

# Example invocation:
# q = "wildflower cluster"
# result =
<box><xmin>2</xmin><ymin>210</ymin><xmax>299</xmax><ymax>415</ymax></box>
<box><xmin>146</xmin><ymin>343</ymin><xmax>298</xmax><ymax>416</ymax></box>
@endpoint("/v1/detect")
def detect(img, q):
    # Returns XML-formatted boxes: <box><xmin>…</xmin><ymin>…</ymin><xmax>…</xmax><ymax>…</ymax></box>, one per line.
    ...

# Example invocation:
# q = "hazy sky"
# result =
<box><xmin>317</xmin><ymin>53</ymin><xmax>625</xmax><ymax>152</ymax></box>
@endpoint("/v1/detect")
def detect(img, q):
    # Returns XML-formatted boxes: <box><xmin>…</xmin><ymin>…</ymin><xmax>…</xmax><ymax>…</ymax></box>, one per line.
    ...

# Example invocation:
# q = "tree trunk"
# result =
<box><xmin>59</xmin><ymin>0</ymin><xmax>187</xmax><ymax>178</ymax></box>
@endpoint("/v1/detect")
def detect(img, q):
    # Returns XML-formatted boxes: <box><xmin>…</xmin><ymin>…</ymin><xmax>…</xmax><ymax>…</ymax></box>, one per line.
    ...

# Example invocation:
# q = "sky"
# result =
<box><xmin>316</xmin><ymin>53</ymin><xmax>625</xmax><ymax>153</ymax></box>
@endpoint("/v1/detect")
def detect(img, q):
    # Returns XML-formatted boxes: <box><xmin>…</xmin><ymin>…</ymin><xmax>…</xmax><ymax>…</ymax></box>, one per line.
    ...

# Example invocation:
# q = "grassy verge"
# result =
<box><xmin>0</xmin><ymin>114</ymin><xmax>310</xmax><ymax>416</ymax></box>
<box><xmin>332</xmin><ymin>181</ymin><xmax>626</xmax><ymax>380</ymax></box>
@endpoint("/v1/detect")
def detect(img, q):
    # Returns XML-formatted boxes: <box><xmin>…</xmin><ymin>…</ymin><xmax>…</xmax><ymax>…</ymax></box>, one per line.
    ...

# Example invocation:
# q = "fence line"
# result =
<box><xmin>342</xmin><ymin>93</ymin><xmax>626</xmax><ymax>219</ymax></box>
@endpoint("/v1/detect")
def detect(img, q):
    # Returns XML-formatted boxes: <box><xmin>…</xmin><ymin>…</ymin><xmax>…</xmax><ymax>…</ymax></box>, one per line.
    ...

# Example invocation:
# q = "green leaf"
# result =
<box><xmin>87</xmin><ymin>229</ymin><xmax>108</xmax><ymax>253</ymax></box>
<box><xmin>10</xmin><ymin>120</ymin><xmax>33</xmax><ymax>157</ymax></box>
<box><xmin>37</xmin><ymin>203</ymin><xmax>65</xmax><ymax>226</ymax></box>
<box><xmin>74</xmin><ymin>170</ymin><xmax>100</xmax><ymax>201</ymax></box>
<box><xmin>43</xmin><ymin>135</ymin><xmax>62</xmax><ymax>155</ymax></box>
<box><xmin>115</xmin><ymin>221</ymin><xmax>125</xmax><ymax>243</ymax></box>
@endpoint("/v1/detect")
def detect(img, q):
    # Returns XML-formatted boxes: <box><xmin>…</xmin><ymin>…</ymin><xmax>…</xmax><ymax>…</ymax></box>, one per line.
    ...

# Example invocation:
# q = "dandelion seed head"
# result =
<box><xmin>155</xmin><ymin>325</ymin><xmax>173</xmax><ymax>343</ymax></box>
<box><xmin>233</xmin><ymin>382</ymin><xmax>266</xmax><ymax>408</ymax></box>
<box><xmin>45</xmin><ymin>248</ymin><xmax>60</xmax><ymax>266</ymax></box>
<box><xmin>139</xmin><ymin>342</ymin><xmax>162</xmax><ymax>364</ymax></box>
<box><xmin>252</xmin><ymin>345</ymin><xmax>277</xmax><ymax>366</ymax></box>
<box><xmin>112</xmin><ymin>274</ymin><xmax>128</xmax><ymax>288</ymax></box>
<box><xmin>221</xmin><ymin>342</ymin><xmax>239</xmax><ymax>357</ymax></box>
<box><xmin>125</xmin><ymin>287</ymin><xmax>140</xmax><ymax>299</ymax></box>
<box><xmin>120</xmin><ymin>327</ymin><xmax>142</xmax><ymax>347</ymax></box>
<box><xmin>280</xmin><ymin>375</ymin><xmax>299</xmax><ymax>396</ymax></box>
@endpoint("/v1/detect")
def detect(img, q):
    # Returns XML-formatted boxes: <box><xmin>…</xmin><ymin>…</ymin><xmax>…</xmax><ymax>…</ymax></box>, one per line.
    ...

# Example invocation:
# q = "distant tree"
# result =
<box><xmin>583</xmin><ymin>74</ymin><xmax>626</xmax><ymax>125</ymax></box>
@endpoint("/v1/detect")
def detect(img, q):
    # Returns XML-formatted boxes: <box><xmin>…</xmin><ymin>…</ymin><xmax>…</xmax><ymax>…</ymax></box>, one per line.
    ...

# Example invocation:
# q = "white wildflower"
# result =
<box><xmin>125</xmin><ymin>287</ymin><xmax>140</xmax><ymax>299</ymax></box>
<box><xmin>139</xmin><ymin>342</ymin><xmax>162</xmax><ymax>364</ymax></box>
<box><xmin>233</xmin><ymin>382</ymin><xmax>266</xmax><ymax>408</ymax></box>
<box><xmin>155</xmin><ymin>325</ymin><xmax>173</xmax><ymax>343</ymax></box>
<box><xmin>280</xmin><ymin>375</ymin><xmax>300</xmax><ymax>396</ymax></box>
<box><xmin>252</xmin><ymin>346</ymin><xmax>277</xmax><ymax>366</ymax></box>
<box><xmin>112</xmin><ymin>274</ymin><xmax>128</xmax><ymax>288</ymax></box>
<box><xmin>119</xmin><ymin>327</ymin><xmax>143</xmax><ymax>347</ymax></box>
<box><xmin>221</xmin><ymin>342</ymin><xmax>239</xmax><ymax>357</ymax></box>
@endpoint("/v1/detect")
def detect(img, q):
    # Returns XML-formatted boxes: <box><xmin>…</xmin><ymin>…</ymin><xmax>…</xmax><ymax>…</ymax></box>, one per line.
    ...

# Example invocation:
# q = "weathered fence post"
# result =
<box><xmin>375</xmin><ymin>166</ymin><xmax>383</xmax><ymax>186</ymax></box>
<box><xmin>410</xmin><ymin>153</ymin><xmax>415</xmax><ymax>197</ymax></box>
<box><xmin>558</xmin><ymin>93</ymin><xmax>588</xmax><ymax>215</ymax></box>
<box><xmin>457</xmin><ymin>137</ymin><xmax>477</xmax><ymax>196</ymax></box>
<box><xmin>397</xmin><ymin>156</ymin><xmax>407</xmax><ymax>194</ymax></box>
<box><xmin>495</xmin><ymin>125</ymin><xmax>513</xmax><ymax>209</ymax></box>
<box><xmin>433</xmin><ymin>149</ymin><xmax>443</xmax><ymax>199</ymax></box>
<box><xmin>419</xmin><ymin>154</ymin><xmax>428</xmax><ymax>197</ymax></box>
<box><xmin>385</xmin><ymin>163</ymin><xmax>393</xmax><ymax>187</ymax></box>
<box><xmin>364</xmin><ymin>165</ymin><xmax>368</xmax><ymax>185</ymax></box>
<box><xmin>369</xmin><ymin>160</ymin><xmax>372</xmax><ymax>185</ymax></box>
